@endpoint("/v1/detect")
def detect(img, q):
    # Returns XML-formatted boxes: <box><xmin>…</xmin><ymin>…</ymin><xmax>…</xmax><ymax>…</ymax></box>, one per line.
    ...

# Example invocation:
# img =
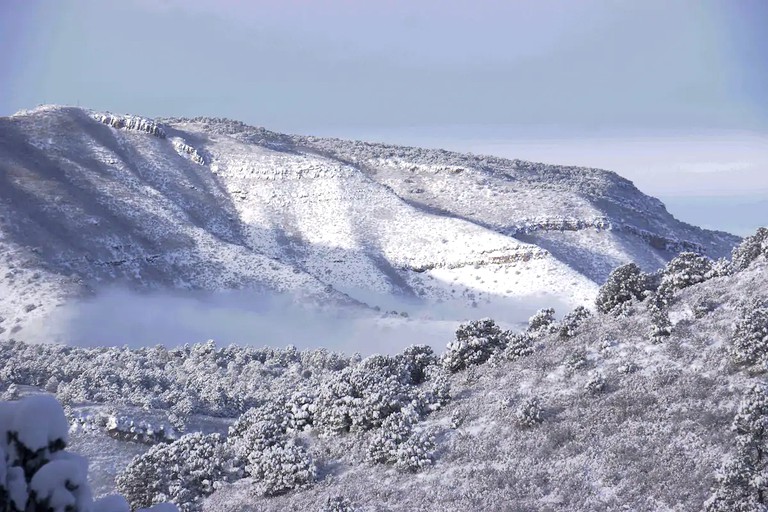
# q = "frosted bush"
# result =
<box><xmin>585</xmin><ymin>372</ymin><xmax>607</xmax><ymax>395</ymax></box>
<box><xmin>515</xmin><ymin>397</ymin><xmax>543</xmax><ymax>428</ymax></box>
<box><xmin>730</xmin><ymin>227</ymin><xmax>768</xmax><ymax>272</ymax></box>
<box><xmin>320</xmin><ymin>495</ymin><xmax>357</xmax><ymax>512</ymax></box>
<box><xmin>558</xmin><ymin>306</ymin><xmax>592</xmax><ymax>338</ymax></box>
<box><xmin>595</xmin><ymin>263</ymin><xmax>653</xmax><ymax>316</ymax></box>
<box><xmin>527</xmin><ymin>308</ymin><xmax>556</xmax><ymax>334</ymax></box>
<box><xmin>656</xmin><ymin>252</ymin><xmax>714</xmax><ymax>305</ymax></box>
<box><xmin>367</xmin><ymin>408</ymin><xmax>436</xmax><ymax>472</ymax></box>
<box><xmin>116</xmin><ymin>432</ymin><xmax>234</xmax><ymax>512</ymax></box>
<box><xmin>729</xmin><ymin>300</ymin><xmax>768</xmax><ymax>368</ymax></box>
<box><xmin>249</xmin><ymin>440</ymin><xmax>316</xmax><ymax>497</ymax></box>
<box><xmin>504</xmin><ymin>332</ymin><xmax>534</xmax><ymax>361</ymax></box>
<box><xmin>441</xmin><ymin>319</ymin><xmax>509</xmax><ymax>372</ymax></box>
<box><xmin>706</xmin><ymin>384</ymin><xmax>768</xmax><ymax>511</ymax></box>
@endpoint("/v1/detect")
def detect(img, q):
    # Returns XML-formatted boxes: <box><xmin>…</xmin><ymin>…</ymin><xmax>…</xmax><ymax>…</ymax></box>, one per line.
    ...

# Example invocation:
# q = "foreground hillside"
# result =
<box><xmin>0</xmin><ymin>106</ymin><xmax>738</xmax><ymax>343</ymax></box>
<box><xmin>0</xmin><ymin>228</ymin><xmax>765</xmax><ymax>511</ymax></box>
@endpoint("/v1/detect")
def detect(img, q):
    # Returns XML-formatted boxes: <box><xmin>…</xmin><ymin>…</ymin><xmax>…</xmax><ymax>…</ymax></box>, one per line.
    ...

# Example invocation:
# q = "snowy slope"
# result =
<box><xmin>0</xmin><ymin>106</ymin><xmax>739</xmax><ymax>342</ymax></box>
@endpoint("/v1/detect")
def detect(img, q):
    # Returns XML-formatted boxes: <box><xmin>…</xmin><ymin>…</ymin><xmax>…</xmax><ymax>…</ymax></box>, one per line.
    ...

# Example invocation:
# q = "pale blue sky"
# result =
<box><xmin>1</xmin><ymin>0</ymin><xmax>766</xmax><ymax>233</ymax></box>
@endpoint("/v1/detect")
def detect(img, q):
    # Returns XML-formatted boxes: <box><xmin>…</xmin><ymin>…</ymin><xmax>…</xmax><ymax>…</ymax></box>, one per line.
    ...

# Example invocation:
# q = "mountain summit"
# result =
<box><xmin>0</xmin><ymin>106</ymin><xmax>739</xmax><ymax>340</ymax></box>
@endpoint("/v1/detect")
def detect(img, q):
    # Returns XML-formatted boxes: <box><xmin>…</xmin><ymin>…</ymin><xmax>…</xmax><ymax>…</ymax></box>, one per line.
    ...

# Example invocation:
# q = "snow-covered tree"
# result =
<box><xmin>584</xmin><ymin>372</ymin><xmax>607</xmax><ymax>395</ymax></box>
<box><xmin>441</xmin><ymin>319</ymin><xmax>509</xmax><ymax>372</ymax></box>
<box><xmin>0</xmin><ymin>395</ymin><xmax>177</xmax><ymax>512</ymax></box>
<box><xmin>707</xmin><ymin>384</ymin><xmax>768</xmax><ymax>511</ymax></box>
<box><xmin>248</xmin><ymin>440</ymin><xmax>316</xmax><ymax>497</ymax></box>
<box><xmin>503</xmin><ymin>332</ymin><xmax>534</xmax><ymax>361</ymax></box>
<box><xmin>729</xmin><ymin>300</ymin><xmax>768</xmax><ymax>368</ymax></box>
<box><xmin>320</xmin><ymin>495</ymin><xmax>356</xmax><ymax>512</ymax></box>
<box><xmin>648</xmin><ymin>298</ymin><xmax>673</xmax><ymax>343</ymax></box>
<box><xmin>367</xmin><ymin>408</ymin><xmax>435</xmax><ymax>472</ymax></box>
<box><xmin>730</xmin><ymin>227</ymin><xmax>768</xmax><ymax>273</ymax></box>
<box><xmin>656</xmin><ymin>252</ymin><xmax>713</xmax><ymax>305</ymax></box>
<box><xmin>558</xmin><ymin>306</ymin><xmax>592</xmax><ymax>339</ymax></box>
<box><xmin>515</xmin><ymin>397</ymin><xmax>543</xmax><ymax>428</ymax></box>
<box><xmin>116</xmin><ymin>432</ymin><xmax>233</xmax><ymax>512</ymax></box>
<box><xmin>527</xmin><ymin>308</ymin><xmax>556</xmax><ymax>334</ymax></box>
<box><xmin>595</xmin><ymin>263</ymin><xmax>653</xmax><ymax>316</ymax></box>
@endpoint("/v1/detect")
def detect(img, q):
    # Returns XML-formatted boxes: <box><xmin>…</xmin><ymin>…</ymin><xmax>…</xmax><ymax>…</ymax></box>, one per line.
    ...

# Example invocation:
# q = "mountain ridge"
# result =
<box><xmin>0</xmin><ymin>105</ymin><xmax>740</xmax><ymax>344</ymax></box>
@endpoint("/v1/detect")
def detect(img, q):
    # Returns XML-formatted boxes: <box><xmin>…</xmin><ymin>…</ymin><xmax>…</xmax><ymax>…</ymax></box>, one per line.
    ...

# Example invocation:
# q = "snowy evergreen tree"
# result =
<box><xmin>0</xmin><ymin>395</ymin><xmax>177</xmax><ymax>512</ymax></box>
<box><xmin>707</xmin><ymin>384</ymin><xmax>768</xmax><ymax>511</ymax></box>
<box><xmin>320</xmin><ymin>495</ymin><xmax>356</xmax><ymax>512</ymax></box>
<box><xmin>515</xmin><ymin>397</ymin><xmax>543</xmax><ymax>428</ymax></box>
<box><xmin>558</xmin><ymin>306</ymin><xmax>592</xmax><ymax>338</ymax></box>
<box><xmin>595</xmin><ymin>263</ymin><xmax>653</xmax><ymax>316</ymax></box>
<box><xmin>527</xmin><ymin>308</ymin><xmax>556</xmax><ymax>334</ymax></box>
<box><xmin>730</xmin><ymin>227</ymin><xmax>768</xmax><ymax>273</ymax></box>
<box><xmin>248</xmin><ymin>440</ymin><xmax>316</xmax><ymax>497</ymax></box>
<box><xmin>656</xmin><ymin>252</ymin><xmax>714</xmax><ymax>305</ymax></box>
<box><xmin>441</xmin><ymin>319</ymin><xmax>509</xmax><ymax>372</ymax></box>
<box><xmin>729</xmin><ymin>300</ymin><xmax>768</xmax><ymax>368</ymax></box>
<box><xmin>503</xmin><ymin>332</ymin><xmax>534</xmax><ymax>361</ymax></box>
<box><xmin>116</xmin><ymin>432</ymin><xmax>233</xmax><ymax>512</ymax></box>
<box><xmin>648</xmin><ymin>298</ymin><xmax>673</xmax><ymax>343</ymax></box>
<box><xmin>366</xmin><ymin>408</ymin><xmax>435</xmax><ymax>472</ymax></box>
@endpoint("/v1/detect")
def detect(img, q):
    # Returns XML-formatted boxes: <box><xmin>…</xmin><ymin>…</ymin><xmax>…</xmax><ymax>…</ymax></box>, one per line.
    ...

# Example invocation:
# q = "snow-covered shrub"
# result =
<box><xmin>617</xmin><ymin>360</ymin><xmax>639</xmax><ymax>374</ymax></box>
<box><xmin>558</xmin><ymin>306</ymin><xmax>592</xmax><ymax>338</ymax></box>
<box><xmin>227</xmin><ymin>402</ymin><xmax>287</xmax><ymax>468</ymax></box>
<box><xmin>450</xmin><ymin>409</ymin><xmax>466</xmax><ymax>429</ymax></box>
<box><xmin>395</xmin><ymin>345</ymin><xmax>437</xmax><ymax>385</ymax></box>
<box><xmin>441</xmin><ymin>319</ymin><xmax>509</xmax><ymax>372</ymax></box>
<box><xmin>0</xmin><ymin>395</ymin><xmax>178</xmax><ymax>512</ymax></box>
<box><xmin>116</xmin><ymin>432</ymin><xmax>234</xmax><ymax>512</ymax></box>
<box><xmin>706</xmin><ymin>384</ymin><xmax>768</xmax><ymax>511</ymax></box>
<box><xmin>728</xmin><ymin>300</ymin><xmax>768</xmax><ymax>368</ymax></box>
<box><xmin>503</xmin><ymin>332</ymin><xmax>534</xmax><ymax>360</ymax></box>
<box><xmin>595</xmin><ymin>263</ymin><xmax>653</xmax><ymax>316</ymax></box>
<box><xmin>730</xmin><ymin>227</ymin><xmax>768</xmax><ymax>273</ymax></box>
<box><xmin>68</xmin><ymin>410</ymin><xmax>177</xmax><ymax>444</ymax></box>
<box><xmin>0</xmin><ymin>339</ymin><xmax>356</xmax><ymax>420</ymax></box>
<box><xmin>320</xmin><ymin>495</ymin><xmax>356</xmax><ymax>512</ymax></box>
<box><xmin>564</xmin><ymin>350</ymin><xmax>588</xmax><ymax>372</ymax></box>
<box><xmin>584</xmin><ymin>372</ymin><xmax>607</xmax><ymax>395</ymax></box>
<box><xmin>314</xmin><ymin>354</ymin><xmax>421</xmax><ymax>434</ymax></box>
<box><xmin>366</xmin><ymin>408</ymin><xmax>435</xmax><ymax>472</ymax></box>
<box><xmin>305</xmin><ymin>345</ymin><xmax>446</xmax><ymax>439</ymax></box>
<box><xmin>527</xmin><ymin>308</ymin><xmax>556</xmax><ymax>334</ymax></box>
<box><xmin>656</xmin><ymin>252</ymin><xmax>713</xmax><ymax>305</ymax></box>
<box><xmin>694</xmin><ymin>299</ymin><xmax>719</xmax><ymax>319</ymax></box>
<box><xmin>394</xmin><ymin>429</ymin><xmax>436</xmax><ymax>472</ymax></box>
<box><xmin>286</xmin><ymin>390</ymin><xmax>316</xmax><ymax>433</ymax></box>
<box><xmin>648</xmin><ymin>300</ymin><xmax>672</xmax><ymax>344</ymax></box>
<box><xmin>249</xmin><ymin>440</ymin><xmax>316</xmax><ymax>496</ymax></box>
<box><xmin>515</xmin><ymin>397</ymin><xmax>543</xmax><ymax>428</ymax></box>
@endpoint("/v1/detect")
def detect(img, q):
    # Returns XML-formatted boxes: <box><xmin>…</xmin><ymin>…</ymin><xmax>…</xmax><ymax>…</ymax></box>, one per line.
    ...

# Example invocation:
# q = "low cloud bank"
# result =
<box><xmin>27</xmin><ymin>287</ymin><xmax>572</xmax><ymax>355</ymax></box>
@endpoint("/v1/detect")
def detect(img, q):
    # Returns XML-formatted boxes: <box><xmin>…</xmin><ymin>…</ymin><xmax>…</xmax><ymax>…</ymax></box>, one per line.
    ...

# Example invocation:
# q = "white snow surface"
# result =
<box><xmin>0</xmin><ymin>106</ymin><xmax>739</xmax><ymax>349</ymax></box>
<box><xmin>12</xmin><ymin>394</ymin><xmax>69</xmax><ymax>451</ymax></box>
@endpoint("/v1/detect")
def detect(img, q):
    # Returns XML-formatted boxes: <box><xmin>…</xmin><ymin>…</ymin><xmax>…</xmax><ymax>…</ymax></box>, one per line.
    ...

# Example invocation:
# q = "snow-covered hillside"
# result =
<box><xmin>0</xmin><ymin>228</ymin><xmax>765</xmax><ymax>512</ymax></box>
<box><xmin>0</xmin><ymin>106</ymin><xmax>739</xmax><ymax>343</ymax></box>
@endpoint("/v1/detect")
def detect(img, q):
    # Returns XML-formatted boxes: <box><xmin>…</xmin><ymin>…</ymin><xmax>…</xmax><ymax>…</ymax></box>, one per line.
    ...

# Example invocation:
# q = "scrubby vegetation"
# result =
<box><xmin>0</xmin><ymin>227</ymin><xmax>766</xmax><ymax>511</ymax></box>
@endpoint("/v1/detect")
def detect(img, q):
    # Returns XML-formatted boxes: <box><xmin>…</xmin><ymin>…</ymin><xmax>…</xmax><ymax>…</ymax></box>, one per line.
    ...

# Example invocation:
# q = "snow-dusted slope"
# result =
<box><xmin>0</xmin><ymin>106</ymin><xmax>739</xmax><ymax>342</ymax></box>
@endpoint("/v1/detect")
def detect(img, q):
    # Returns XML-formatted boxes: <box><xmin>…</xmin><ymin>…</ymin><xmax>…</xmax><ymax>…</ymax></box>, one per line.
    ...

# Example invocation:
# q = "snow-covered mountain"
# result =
<box><xmin>0</xmin><ymin>105</ymin><xmax>739</xmax><ymax>341</ymax></box>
